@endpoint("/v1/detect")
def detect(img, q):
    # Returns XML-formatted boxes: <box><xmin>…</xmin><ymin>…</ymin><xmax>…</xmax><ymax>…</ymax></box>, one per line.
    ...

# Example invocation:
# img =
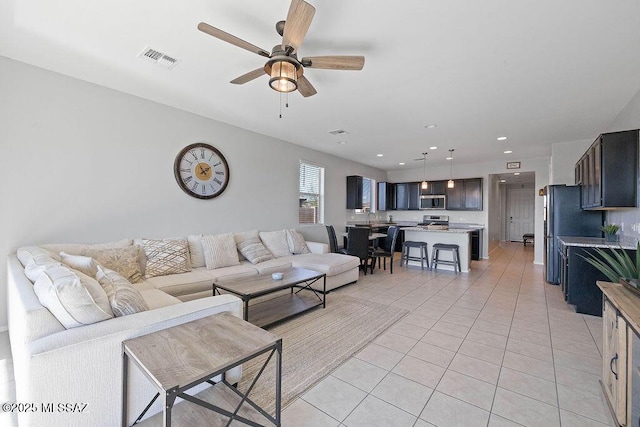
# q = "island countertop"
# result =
<box><xmin>403</xmin><ymin>228</ymin><xmax>473</xmax><ymax>272</ymax></box>
<box><xmin>402</xmin><ymin>227</ymin><xmax>474</xmax><ymax>234</ymax></box>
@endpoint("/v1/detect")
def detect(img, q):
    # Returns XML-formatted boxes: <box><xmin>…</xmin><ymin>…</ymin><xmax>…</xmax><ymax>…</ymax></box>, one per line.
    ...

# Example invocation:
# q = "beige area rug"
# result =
<box><xmin>237</xmin><ymin>295</ymin><xmax>409</xmax><ymax>415</ymax></box>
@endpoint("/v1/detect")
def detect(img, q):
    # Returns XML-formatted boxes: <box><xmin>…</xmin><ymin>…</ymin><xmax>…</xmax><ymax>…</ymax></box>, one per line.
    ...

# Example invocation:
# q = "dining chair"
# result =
<box><xmin>370</xmin><ymin>226</ymin><xmax>400</xmax><ymax>274</ymax></box>
<box><xmin>325</xmin><ymin>225</ymin><xmax>342</xmax><ymax>253</ymax></box>
<box><xmin>344</xmin><ymin>226</ymin><xmax>374</xmax><ymax>275</ymax></box>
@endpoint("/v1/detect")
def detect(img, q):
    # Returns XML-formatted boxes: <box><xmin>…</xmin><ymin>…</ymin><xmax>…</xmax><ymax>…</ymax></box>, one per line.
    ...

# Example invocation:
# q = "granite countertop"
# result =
<box><xmin>403</xmin><ymin>227</ymin><xmax>473</xmax><ymax>234</ymax></box>
<box><xmin>558</xmin><ymin>236</ymin><xmax>638</xmax><ymax>250</ymax></box>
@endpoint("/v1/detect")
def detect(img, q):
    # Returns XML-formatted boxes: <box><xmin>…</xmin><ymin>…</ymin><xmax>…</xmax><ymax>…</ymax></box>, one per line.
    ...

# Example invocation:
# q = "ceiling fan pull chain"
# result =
<box><xmin>286</xmin><ymin>92</ymin><xmax>289</xmax><ymax>108</ymax></box>
<box><xmin>279</xmin><ymin>92</ymin><xmax>283</xmax><ymax>119</ymax></box>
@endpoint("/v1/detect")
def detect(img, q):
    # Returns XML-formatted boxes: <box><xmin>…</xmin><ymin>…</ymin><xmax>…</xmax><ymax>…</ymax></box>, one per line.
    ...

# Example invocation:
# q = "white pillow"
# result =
<box><xmin>33</xmin><ymin>264</ymin><xmax>114</xmax><ymax>329</ymax></box>
<box><xmin>187</xmin><ymin>234</ymin><xmax>206</xmax><ymax>268</ymax></box>
<box><xmin>96</xmin><ymin>267</ymin><xmax>149</xmax><ymax>317</ymax></box>
<box><xmin>260</xmin><ymin>230</ymin><xmax>292</xmax><ymax>258</ymax></box>
<box><xmin>286</xmin><ymin>229</ymin><xmax>311</xmax><ymax>254</ymax></box>
<box><xmin>60</xmin><ymin>252</ymin><xmax>100</xmax><ymax>277</ymax></box>
<box><xmin>201</xmin><ymin>233</ymin><xmax>240</xmax><ymax>269</ymax></box>
<box><xmin>234</xmin><ymin>230</ymin><xmax>260</xmax><ymax>261</ymax></box>
<box><xmin>237</xmin><ymin>237</ymin><xmax>274</xmax><ymax>264</ymax></box>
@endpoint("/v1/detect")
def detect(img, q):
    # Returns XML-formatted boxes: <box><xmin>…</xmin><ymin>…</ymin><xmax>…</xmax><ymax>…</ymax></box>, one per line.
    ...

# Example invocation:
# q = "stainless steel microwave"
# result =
<box><xmin>420</xmin><ymin>195</ymin><xmax>446</xmax><ymax>209</ymax></box>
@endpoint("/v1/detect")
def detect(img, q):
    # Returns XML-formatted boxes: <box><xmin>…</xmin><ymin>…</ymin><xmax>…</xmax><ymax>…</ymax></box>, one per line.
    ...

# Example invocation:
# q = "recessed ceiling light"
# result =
<box><xmin>497</xmin><ymin>136</ymin><xmax>508</xmax><ymax>141</ymax></box>
<box><xmin>430</xmin><ymin>146</ymin><xmax>438</xmax><ymax>150</ymax></box>
<box><xmin>376</xmin><ymin>154</ymin><xmax>384</xmax><ymax>157</ymax></box>
<box><xmin>514</xmin><ymin>172</ymin><xmax>520</xmax><ymax>175</ymax></box>
<box><xmin>446</xmin><ymin>157</ymin><xmax>453</xmax><ymax>160</ymax></box>
<box><xmin>504</xmin><ymin>150</ymin><xmax>513</xmax><ymax>154</ymax></box>
<box><xmin>399</xmin><ymin>162</ymin><xmax>406</xmax><ymax>166</ymax></box>
<box><xmin>425</xmin><ymin>124</ymin><xmax>437</xmax><ymax>129</ymax></box>
<box><xmin>500</xmin><ymin>179</ymin><xmax>507</xmax><ymax>183</ymax></box>
<box><xmin>337</xmin><ymin>141</ymin><xmax>348</xmax><ymax>145</ymax></box>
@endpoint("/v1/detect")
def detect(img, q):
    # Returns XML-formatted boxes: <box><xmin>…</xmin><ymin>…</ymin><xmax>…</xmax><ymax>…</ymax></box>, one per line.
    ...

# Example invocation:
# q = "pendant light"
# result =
<box><xmin>447</xmin><ymin>149</ymin><xmax>455</xmax><ymax>189</ymax></box>
<box><xmin>421</xmin><ymin>152</ymin><xmax>428</xmax><ymax>190</ymax></box>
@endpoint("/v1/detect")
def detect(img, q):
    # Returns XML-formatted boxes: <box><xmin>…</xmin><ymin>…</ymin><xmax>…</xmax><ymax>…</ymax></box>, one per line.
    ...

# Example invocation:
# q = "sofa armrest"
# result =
<box><xmin>306</xmin><ymin>241</ymin><xmax>329</xmax><ymax>254</ymax></box>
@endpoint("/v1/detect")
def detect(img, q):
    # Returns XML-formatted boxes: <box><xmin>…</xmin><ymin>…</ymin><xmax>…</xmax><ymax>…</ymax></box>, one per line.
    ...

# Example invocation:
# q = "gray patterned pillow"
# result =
<box><xmin>237</xmin><ymin>237</ymin><xmax>274</xmax><ymax>264</ymax></box>
<box><xmin>142</xmin><ymin>238</ymin><xmax>192</xmax><ymax>278</ymax></box>
<box><xmin>95</xmin><ymin>267</ymin><xmax>149</xmax><ymax>317</ymax></box>
<box><xmin>286</xmin><ymin>229</ymin><xmax>311</xmax><ymax>254</ymax></box>
<box><xmin>82</xmin><ymin>245</ymin><xmax>143</xmax><ymax>283</ymax></box>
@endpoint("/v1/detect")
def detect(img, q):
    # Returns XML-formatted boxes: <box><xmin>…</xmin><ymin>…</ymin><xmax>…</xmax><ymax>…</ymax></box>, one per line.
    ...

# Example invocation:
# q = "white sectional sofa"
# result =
<box><xmin>7</xmin><ymin>227</ymin><xmax>359</xmax><ymax>427</ymax></box>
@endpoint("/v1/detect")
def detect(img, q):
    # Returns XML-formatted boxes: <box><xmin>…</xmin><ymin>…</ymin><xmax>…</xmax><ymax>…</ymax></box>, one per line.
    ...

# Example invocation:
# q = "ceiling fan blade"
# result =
<box><xmin>230</xmin><ymin>68</ymin><xmax>266</xmax><ymax>85</ymax></box>
<box><xmin>198</xmin><ymin>22</ymin><xmax>270</xmax><ymax>58</ymax></box>
<box><xmin>302</xmin><ymin>55</ymin><xmax>365</xmax><ymax>70</ymax></box>
<box><xmin>297</xmin><ymin>76</ymin><xmax>317</xmax><ymax>97</ymax></box>
<box><xmin>281</xmin><ymin>0</ymin><xmax>316</xmax><ymax>53</ymax></box>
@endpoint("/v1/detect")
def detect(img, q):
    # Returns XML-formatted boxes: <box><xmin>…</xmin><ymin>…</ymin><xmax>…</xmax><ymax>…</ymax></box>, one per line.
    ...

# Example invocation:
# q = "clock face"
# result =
<box><xmin>174</xmin><ymin>143</ymin><xmax>230</xmax><ymax>199</ymax></box>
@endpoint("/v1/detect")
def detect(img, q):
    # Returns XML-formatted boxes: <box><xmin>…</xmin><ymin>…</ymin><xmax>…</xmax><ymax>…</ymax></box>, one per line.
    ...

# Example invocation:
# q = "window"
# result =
<box><xmin>299</xmin><ymin>161</ymin><xmax>324</xmax><ymax>224</ymax></box>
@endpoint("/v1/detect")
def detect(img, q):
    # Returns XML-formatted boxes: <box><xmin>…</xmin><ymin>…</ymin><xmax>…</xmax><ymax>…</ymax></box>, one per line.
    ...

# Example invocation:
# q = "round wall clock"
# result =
<box><xmin>173</xmin><ymin>143</ymin><xmax>230</xmax><ymax>199</ymax></box>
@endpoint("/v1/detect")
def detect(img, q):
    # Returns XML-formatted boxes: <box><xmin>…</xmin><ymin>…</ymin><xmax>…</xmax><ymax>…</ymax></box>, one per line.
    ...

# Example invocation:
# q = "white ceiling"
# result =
<box><xmin>2</xmin><ymin>0</ymin><xmax>640</xmax><ymax>171</ymax></box>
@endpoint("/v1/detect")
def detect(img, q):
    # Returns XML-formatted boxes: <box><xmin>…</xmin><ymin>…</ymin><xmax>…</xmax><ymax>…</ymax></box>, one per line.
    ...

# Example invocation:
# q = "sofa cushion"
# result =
<box><xmin>82</xmin><ymin>245</ymin><xmax>144</xmax><ymax>283</ymax></box>
<box><xmin>286</xmin><ymin>229</ymin><xmax>311</xmax><ymax>254</ymax></box>
<box><xmin>142</xmin><ymin>238</ymin><xmax>192</xmax><ymax>278</ymax></box>
<box><xmin>234</xmin><ymin>230</ymin><xmax>259</xmax><ymax>261</ymax></box>
<box><xmin>143</xmin><ymin>268</ymin><xmax>216</xmax><ymax>297</ymax></box>
<box><xmin>248</xmin><ymin>258</ymin><xmax>293</xmax><ymax>274</ymax></box>
<box><xmin>208</xmin><ymin>264</ymin><xmax>259</xmax><ymax>283</ymax></box>
<box><xmin>187</xmin><ymin>234</ymin><xmax>206</xmax><ymax>268</ymax></box>
<box><xmin>40</xmin><ymin>239</ymin><xmax>133</xmax><ymax>256</ymax></box>
<box><xmin>33</xmin><ymin>264</ymin><xmax>114</xmax><ymax>329</ymax></box>
<box><xmin>288</xmin><ymin>253</ymin><xmax>360</xmax><ymax>276</ymax></box>
<box><xmin>237</xmin><ymin>237</ymin><xmax>274</xmax><ymax>264</ymax></box>
<box><xmin>260</xmin><ymin>230</ymin><xmax>292</xmax><ymax>258</ymax></box>
<box><xmin>139</xmin><ymin>289</ymin><xmax>182</xmax><ymax>309</ymax></box>
<box><xmin>18</xmin><ymin>246</ymin><xmax>61</xmax><ymax>282</ymax></box>
<box><xmin>96</xmin><ymin>267</ymin><xmax>149</xmax><ymax>317</ymax></box>
<box><xmin>202</xmin><ymin>233</ymin><xmax>240</xmax><ymax>269</ymax></box>
<box><xmin>59</xmin><ymin>252</ymin><xmax>100</xmax><ymax>277</ymax></box>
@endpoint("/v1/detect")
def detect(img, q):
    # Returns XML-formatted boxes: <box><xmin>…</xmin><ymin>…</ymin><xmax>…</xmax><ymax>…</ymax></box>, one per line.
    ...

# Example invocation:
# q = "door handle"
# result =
<box><xmin>610</xmin><ymin>354</ymin><xmax>618</xmax><ymax>380</ymax></box>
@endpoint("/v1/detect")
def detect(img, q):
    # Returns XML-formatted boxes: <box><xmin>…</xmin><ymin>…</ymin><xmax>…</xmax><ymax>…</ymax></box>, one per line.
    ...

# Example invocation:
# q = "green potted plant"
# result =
<box><xmin>601</xmin><ymin>223</ymin><xmax>620</xmax><ymax>242</ymax></box>
<box><xmin>582</xmin><ymin>242</ymin><xmax>640</xmax><ymax>296</ymax></box>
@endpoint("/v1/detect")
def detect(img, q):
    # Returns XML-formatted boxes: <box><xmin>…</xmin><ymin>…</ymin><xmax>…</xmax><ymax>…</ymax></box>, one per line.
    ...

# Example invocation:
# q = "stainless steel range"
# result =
<box><xmin>417</xmin><ymin>215</ymin><xmax>449</xmax><ymax>227</ymax></box>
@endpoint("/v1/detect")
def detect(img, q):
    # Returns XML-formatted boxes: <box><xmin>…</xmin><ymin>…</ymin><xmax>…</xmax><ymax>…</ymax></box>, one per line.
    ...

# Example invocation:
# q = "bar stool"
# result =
<box><xmin>401</xmin><ymin>241</ymin><xmax>429</xmax><ymax>270</ymax></box>
<box><xmin>431</xmin><ymin>243</ymin><xmax>461</xmax><ymax>273</ymax></box>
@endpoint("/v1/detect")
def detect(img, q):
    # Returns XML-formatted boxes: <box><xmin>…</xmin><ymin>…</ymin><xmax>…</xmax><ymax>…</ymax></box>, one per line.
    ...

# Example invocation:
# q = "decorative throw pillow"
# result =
<box><xmin>33</xmin><ymin>264</ymin><xmax>114</xmax><ymax>329</ymax></box>
<box><xmin>82</xmin><ymin>245</ymin><xmax>143</xmax><ymax>283</ymax></box>
<box><xmin>234</xmin><ymin>230</ymin><xmax>260</xmax><ymax>261</ymax></box>
<box><xmin>18</xmin><ymin>246</ymin><xmax>61</xmax><ymax>282</ymax></box>
<box><xmin>259</xmin><ymin>230</ymin><xmax>292</xmax><ymax>258</ymax></box>
<box><xmin>187</xmin><ymin>234</ymin><xmax>206</xmax><ymax>268</ymax></box>
<box><xmin>95</xmin><ymin>267</ymin><xmax>149</xmax><ymax>317</ymax></box>
<box><xmin>201</xmin><ymin>233</ymin><xmax>240</xmax><ymax>269</ymax></box>
<box><xmin>59</xmin><ymin>252</ymin><xmax>100</xmax><ymax>277</ymax></box>
<box><xmin>237</xmin><ymin>237</ymin><xmax>274</xmax><ymax>264</ymax></box>
<box><xmin>142</xmin><ymin>238</ymin><xmax>191</xmax><ymax>278</ymax></box>
<box><xmin>286</xmin><ymin>229</ymin><xmax>311</xmax><ymax>254</ymax></box>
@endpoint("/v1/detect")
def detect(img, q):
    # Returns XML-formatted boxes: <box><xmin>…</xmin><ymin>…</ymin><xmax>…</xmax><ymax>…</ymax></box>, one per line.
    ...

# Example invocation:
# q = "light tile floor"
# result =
<box><xmin>0</xmin><ymin>242</ymin><xmax>613</xmax><ymax>426</ymax></box>
<box><xmin>281</xmin><ymin>242</ymin><xmax>613</xmax><ymax>427</ymax></box>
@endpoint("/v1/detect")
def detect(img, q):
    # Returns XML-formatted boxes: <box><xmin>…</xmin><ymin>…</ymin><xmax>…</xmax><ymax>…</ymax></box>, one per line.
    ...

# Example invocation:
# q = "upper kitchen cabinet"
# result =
<box><xmin>377</xmin><ymin>182</ymin><xmax>396</xmax><ymax>211</ymax></box>
<box><xmin>446</xmin><ymin>178</ymin><xmax>483</xmax><ymax>211</ymax></box>
<box><xmin>408</xmin><ymin>182</ymin><xmax>421</xmax><ymax>210</ymax></box>
<box><xmin>394</xmin><ymin>182</ymin><xmax>421</xmax><ymax>210</ymax></box>
<box><xmin>577</xmin><ymin>129</ymin><xmax>639</xmax><ymax>210</ymax></box>
<box><xmin>421</xmin><ymin>180</ymin><xmax>446</xmax><ymax>196</ymax></box>
<box><xmin>346</xmin><ymin>175</ymin><xmax>363</xmax><ymax>209</ymax></box>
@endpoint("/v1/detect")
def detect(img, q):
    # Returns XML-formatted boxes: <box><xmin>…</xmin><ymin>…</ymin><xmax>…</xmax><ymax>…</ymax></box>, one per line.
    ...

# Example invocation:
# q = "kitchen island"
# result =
<box><xmin>403</xmin><ymin>227</ymin><xmax>474</xmax><ymax>272</ymax></box>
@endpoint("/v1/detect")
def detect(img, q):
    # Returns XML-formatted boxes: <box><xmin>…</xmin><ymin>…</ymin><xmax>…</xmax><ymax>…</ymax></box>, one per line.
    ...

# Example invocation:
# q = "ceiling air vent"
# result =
<box><xmin>328</xmin><ymin>129</ymin><xmax>349</xmax><ymax>136</ymax></box>
<box><xmin>137</xmin><ymin>46</ymin><xmax>180</xmax><ymax>70</ymax></box>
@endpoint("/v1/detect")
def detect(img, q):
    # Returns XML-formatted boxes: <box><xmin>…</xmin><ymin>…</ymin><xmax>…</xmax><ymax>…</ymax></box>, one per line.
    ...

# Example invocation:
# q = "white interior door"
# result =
<box><xmin>507</xmin><ymin>188</ymin><xmax>535</xmax><ymax>241</ymax></box>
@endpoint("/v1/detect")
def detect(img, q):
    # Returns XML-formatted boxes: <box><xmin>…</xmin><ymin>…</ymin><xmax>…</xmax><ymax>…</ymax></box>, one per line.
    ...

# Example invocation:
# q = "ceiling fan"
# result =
<box><xmin>197</xmin><ymin>0</ymin><xmax>365</xmax><ymax>97</ymax></box>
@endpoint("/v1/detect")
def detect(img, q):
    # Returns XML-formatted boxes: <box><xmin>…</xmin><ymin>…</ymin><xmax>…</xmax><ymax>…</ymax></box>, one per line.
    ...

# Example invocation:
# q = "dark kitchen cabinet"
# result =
<box><xmin>578</xmin><ymin>129</ymin><xmax>639</xmax><ymax>209</ymax></box>
<box><xmin>395</xmin><ymin>183</ymin><xmax>409</xmax><ymax>210</ymax></box>
<box><xmin>471</xmin><ymin>229</ymin><xmax>481</xmax><ymax>260</ymax></box>
<box><xmin>408</xmin><ymin>182</ymin><xmax>421</xmax><ymax>210</ymax></box>
<box><xmin>565</xmin><ymin>245</ymin><xmax>637</xmax><ymax>316</ymax></box>
<box><xmin>446</xmin><ymin>178</ymin><xmax>483</xmax><ymax>211</ymax></box>
<box><xmin>421</xmin><ymin>180</ymin><xmax>446</xmax><ymax>195</ymax></box>
<box><xmin>377</xmin><ymin>182</ymin><xmax>396</xmax><ymax>211</ymax></box>
<box><xmin>346</xmin><ymin>175</ymin><xmax>363</xmax><ymax>209</ymax></box>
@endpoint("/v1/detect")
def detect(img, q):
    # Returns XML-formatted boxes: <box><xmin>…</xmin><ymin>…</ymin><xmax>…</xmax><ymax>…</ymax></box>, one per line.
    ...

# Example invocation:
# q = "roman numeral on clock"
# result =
<box><xmin>213</xmin><ymin>178</ymin><xmax>223</xmax><ymax>185</ymax></box>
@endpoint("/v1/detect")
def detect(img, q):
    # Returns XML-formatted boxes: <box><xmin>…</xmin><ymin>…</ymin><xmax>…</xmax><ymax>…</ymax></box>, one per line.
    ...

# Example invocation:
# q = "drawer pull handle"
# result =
<box><xmin>610</xmin><ymin>354</ymin><xmax>618</xmax><ymax>380</ymax></box>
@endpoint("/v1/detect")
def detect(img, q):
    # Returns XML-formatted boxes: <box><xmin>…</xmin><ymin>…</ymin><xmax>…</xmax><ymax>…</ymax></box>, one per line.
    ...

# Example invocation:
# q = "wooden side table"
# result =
<box><xmin>122</xmin><ymin>312</ymin><xmax>282</xmax><ymax>426</ymax></box>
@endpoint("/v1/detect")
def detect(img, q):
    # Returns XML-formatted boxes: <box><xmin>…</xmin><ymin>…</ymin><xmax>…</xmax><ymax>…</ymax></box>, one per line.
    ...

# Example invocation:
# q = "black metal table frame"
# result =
<box><xmin>212</xmin><ymin>273</ymin><xmax>326</xmax><ymax>325</ymax></box>
<box><xmin>122</xmin><ymin>332</ymin><xmax>283</xmax><ymax>427</ymax></box>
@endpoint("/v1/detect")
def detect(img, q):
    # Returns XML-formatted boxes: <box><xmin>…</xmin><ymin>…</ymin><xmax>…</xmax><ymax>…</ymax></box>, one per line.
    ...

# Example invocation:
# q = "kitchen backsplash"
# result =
<box><xmin>608</xmin><ymin>210</ymin><xmax>640</xmax><ymax>242</ymax></box>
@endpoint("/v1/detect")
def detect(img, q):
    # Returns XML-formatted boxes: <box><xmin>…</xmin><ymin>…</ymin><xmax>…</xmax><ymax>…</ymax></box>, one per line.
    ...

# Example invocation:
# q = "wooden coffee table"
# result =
<box><xmin>213</xmin><ymin>267</ymin><xmax>326</xmax><ymax>327</ymax></box>
<box><xmin>122</xmin><ymin>312</ymin><xmax>282</xmax><ymax>427</ymax></box>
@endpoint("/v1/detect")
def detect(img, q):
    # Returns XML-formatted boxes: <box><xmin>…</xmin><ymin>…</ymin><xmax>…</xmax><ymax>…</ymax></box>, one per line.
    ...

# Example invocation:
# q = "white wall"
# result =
<box><xmin>0</xmin><ymin>56</ymin><xmax>386</xmax><ymax>329</ymax></box>
<box><xmin>386</xmin><ymin>157</ymin><xmax>550</xmax><ymax>265</ymax></box>
<box><xmin>550</xmin><ymin>139</ymin><xmax>592</xmax><ymax>185</ymax></box>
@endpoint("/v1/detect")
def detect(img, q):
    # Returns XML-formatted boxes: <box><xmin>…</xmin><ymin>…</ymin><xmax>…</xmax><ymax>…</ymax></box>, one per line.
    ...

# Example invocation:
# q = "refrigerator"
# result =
<box><xmin>544</xmin><ymin>185</ymin><xmax>603</xmax><ymax>284</ymax></box>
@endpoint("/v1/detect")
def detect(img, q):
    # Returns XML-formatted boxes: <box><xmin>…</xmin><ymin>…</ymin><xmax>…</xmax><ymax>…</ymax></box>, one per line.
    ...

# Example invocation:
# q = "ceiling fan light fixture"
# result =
<box><xmin>268</xmin><ymin>59</ymin><xmax>299</xmax><ymax>93</ymax></box>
